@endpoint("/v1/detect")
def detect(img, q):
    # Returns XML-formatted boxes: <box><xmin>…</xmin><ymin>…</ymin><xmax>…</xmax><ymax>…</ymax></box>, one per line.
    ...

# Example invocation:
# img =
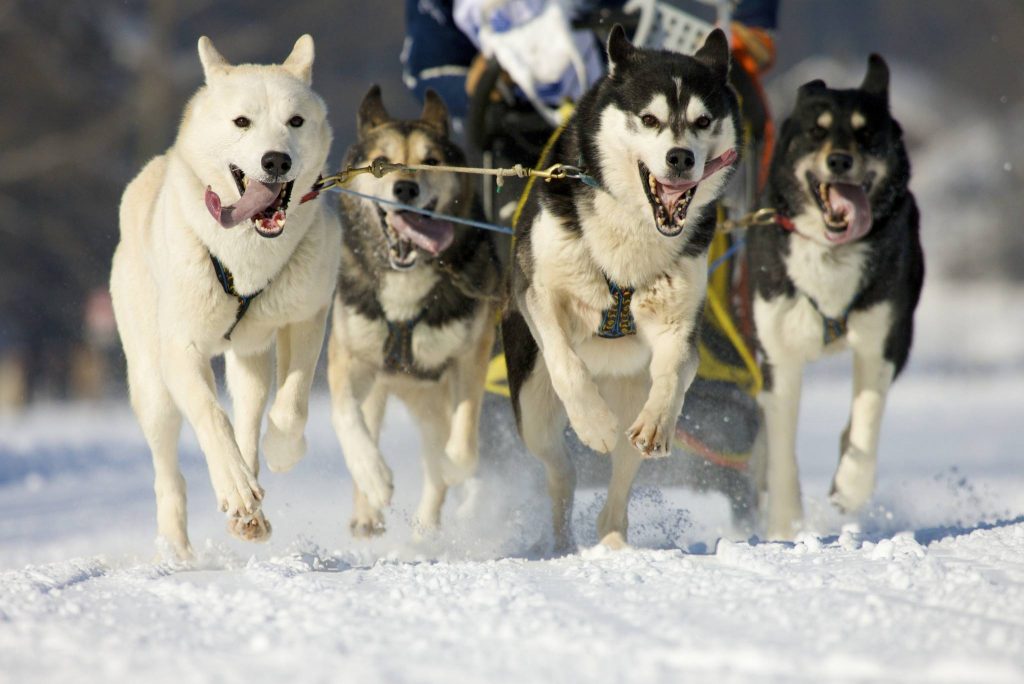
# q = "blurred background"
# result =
<box><xmin>0</xmin><ymin>0</ymin><xmax>1021</xmax><ymax>409</ymax></box>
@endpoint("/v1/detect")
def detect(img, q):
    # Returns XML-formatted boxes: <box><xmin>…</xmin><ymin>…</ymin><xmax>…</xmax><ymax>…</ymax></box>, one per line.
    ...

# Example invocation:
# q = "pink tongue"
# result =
<box><xmin>389</xmin><ymin>211</ymin><xmax>455</xmax><ymax>255</ymax></box>
<box><xmin>655</xmin><ymin>148</ymin><xmax>738</xmax><ymax>212</ymax></box>
<box><xmin>826</xmin><ymin>183</ymin><xmax>872</xmax><ymax>244</ymax></box>
<box><xmin>204</xmin><ymin>180</ymin><xmax>283</xmax><ymax>229</ymax></box>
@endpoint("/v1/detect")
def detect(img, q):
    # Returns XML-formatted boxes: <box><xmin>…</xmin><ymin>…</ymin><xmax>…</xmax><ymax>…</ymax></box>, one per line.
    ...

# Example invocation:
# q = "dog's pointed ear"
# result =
<box><xmin>358</xmin><ymin>85</ymin><xmax>390</xmax><ymax>138</ymax></box>
<box><xmin>861</xmin><ymin>53</ymin><xmax>889</xmax><ymax>101</ymax></box>
<box><xmin>607</xmin><ymin>24</ymin><xmax>634</xmax><ymax>77</ymax></box>
<box><xmin>797</xmin><ymin>79</ymin><xmax>827</xmax><ymax>102</ymax></box>
<box><xmin>694</xmin><ymin>28</ymin><xmax>730</xmax><ymax>80</ymax></box>
<box><xmin>197</xmin><ymin>36</ymin><xmax>231</xmax><ymax>81</ymax></box>
<box><xmin>421</xmin><ymin>89</ymin><xmax>450</xmax><ymax>137</ymax></box>
<box><xmin>282</xmin><ymin>34</ymin><xmax>315</xmax><ymax>85</ymax></box>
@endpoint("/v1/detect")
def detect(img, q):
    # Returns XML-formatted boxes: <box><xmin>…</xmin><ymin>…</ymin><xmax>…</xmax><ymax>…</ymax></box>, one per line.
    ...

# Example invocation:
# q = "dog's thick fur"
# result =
<box><xmin>328</xmin><ymin>87</ymin><xmax>502</xmax><ymax>536</ymax></box>
<box><xmin>748</xmin><ymin>55</ymin><xmax>924</xmax><ymax>539</ymax></box>
<box><xmin>502</xmin><ymin>27</ymin><xmax>740</xmax><ymax>551</ymax></box>
<box><xmin>110</xmin><ymin>36</ymin><xmax>341</xmax><ymax>558</ymax></box>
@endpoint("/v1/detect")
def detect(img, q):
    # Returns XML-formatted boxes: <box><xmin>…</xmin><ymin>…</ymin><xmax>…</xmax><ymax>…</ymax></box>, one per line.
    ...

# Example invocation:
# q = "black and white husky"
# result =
<box><xmin>327</xmin><ymin>87</ymin><xmax>503</xmax><ymax>536</ymax></box>
<box><xmin>502</xmin><ymin>27</ymin><xmax>740</xmax><ymax>551</ymax></box>
<box><xmin>748</xmin><ymin>56</ymin><xmax>925</xmax><ymax>539</ymax></box>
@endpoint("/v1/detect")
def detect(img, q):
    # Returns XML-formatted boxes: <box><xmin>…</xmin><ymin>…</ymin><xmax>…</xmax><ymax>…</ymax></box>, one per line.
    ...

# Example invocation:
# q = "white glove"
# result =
<box><xmin>454</xmin><ymin>0</ymin><xmax>602</xmax><ymax>117</ymax></box>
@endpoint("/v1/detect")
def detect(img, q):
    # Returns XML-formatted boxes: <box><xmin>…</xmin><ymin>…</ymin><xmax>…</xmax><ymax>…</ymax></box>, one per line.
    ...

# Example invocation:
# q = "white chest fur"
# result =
<box><xmin>527</xmin><ymin>207</ymin><xmax>706</xmax><ymax>379</ymax></box>
<box><xmin>379</xmin><ymin>267</ymin><xmax>439</xmax><ymax>321</ymax></box>
<box><xmin>784</xmin><ymin>231</ymin><xmax>867</xmax><ymax>319</ymax></box>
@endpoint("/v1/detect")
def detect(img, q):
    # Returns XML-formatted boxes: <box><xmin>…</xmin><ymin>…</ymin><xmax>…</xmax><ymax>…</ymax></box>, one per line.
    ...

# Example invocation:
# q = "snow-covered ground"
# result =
<box><xmin>1</xmin><ymin>282</ymin><xmax>1023</xmax><ymax>683</ymax></box>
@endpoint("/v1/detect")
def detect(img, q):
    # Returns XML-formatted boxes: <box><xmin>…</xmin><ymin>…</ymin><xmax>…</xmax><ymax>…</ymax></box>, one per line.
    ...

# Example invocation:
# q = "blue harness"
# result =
<box><xmin>597</xmin><ymin>276</ymin><xmax>637</xmax><ymax>339</ymax></box>
<box><xmin>803</xmin><ymin>293</ymin><xmax>857</xmax><ymax>346</ymax></box>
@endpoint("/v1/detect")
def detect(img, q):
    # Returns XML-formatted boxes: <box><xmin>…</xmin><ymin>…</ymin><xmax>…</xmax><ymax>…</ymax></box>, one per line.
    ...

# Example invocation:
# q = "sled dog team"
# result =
<box><xmin>110</xmin><ymin>30</ymin><xmax>922</xmax><ymax>559</ymax></box>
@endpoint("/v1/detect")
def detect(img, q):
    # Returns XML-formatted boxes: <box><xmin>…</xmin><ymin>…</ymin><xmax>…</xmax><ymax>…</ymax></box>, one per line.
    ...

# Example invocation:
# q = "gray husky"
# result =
<box><xmin>501</xmin><ymin>27</ymin><xmax>740</xmax><ymax>551</ymax></box>
<box><xmin>328</xmin><ymin>86</ymin><xmax>503</xmax><ymax>536</ymax></box>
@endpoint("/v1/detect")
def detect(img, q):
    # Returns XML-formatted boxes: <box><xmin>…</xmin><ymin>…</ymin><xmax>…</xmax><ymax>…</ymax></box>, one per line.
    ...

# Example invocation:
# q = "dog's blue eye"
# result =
<box><xmin>233</xmin><ymin>116</ymin><xmax>251</xmax><ymax>129</ymax></box>
<box><xmin>640</xmin><ymin>114</ymin><xmax>659</xmax><ymax>129</ymax></box>
<box><xmin>694</xmin><ymin>115</ymin><xmax>711</xmax><ymax>130</ymax></box>
<box><xmin>288</xmin><ymin>115</ymin><xmax>304</xmax><ymax>128</ymax></box>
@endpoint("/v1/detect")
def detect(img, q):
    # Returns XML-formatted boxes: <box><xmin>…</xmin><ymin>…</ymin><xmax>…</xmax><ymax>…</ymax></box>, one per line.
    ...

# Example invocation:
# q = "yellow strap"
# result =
<box><xmin>511</xmin><ymin>103</ymin><xmax>574</xmax><ymax>229</ymax></box>
<box><xmin>484</xmin><ymin>352</ymin><xmax>511</xmax><ymax>398</ymax></box>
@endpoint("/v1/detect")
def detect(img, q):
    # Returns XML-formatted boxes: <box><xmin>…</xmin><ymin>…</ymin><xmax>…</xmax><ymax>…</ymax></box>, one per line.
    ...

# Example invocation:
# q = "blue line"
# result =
<box><xmin>707</xmin><ymin>236</ymin><xmax>746</xmax><ymax>276</ymax></box>
<box><xmin>324</xmin><ymin>185</ymin><xmax>514</xmax><ymax>236</ymax></box>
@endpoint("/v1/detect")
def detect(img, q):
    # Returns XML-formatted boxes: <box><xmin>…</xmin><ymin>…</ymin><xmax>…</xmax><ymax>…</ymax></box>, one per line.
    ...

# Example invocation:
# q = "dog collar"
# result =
<box><xmin>298</xmin><ymin>175</ymin><xmax>326</xmax><ymax>204</ymax></box>
<box><xmin>210</xmin><ymin>254</ymin><xmax>263</xmax><ymax>341</ymax></box>
<box><xmin>774</xmin><ymin>213</ymin><xmax>797</xmax><ymax>232</ymax></box>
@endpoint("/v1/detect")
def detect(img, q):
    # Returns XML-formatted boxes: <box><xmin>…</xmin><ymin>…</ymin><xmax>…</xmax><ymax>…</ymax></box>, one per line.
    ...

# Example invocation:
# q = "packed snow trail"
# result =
<box><xmin>1</xmin><ymin>283</ymin><xmax>1023</xmax><ymax>683</ymax></box>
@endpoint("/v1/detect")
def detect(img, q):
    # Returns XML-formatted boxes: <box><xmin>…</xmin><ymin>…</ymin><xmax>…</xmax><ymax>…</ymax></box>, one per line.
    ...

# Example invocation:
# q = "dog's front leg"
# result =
<box><xmin>327</xmin><ymin>329</ymin><xmax>394</xmax><ymax>511</ymax></box>
<box><xmin>525</xmin><ymin>287</ymin><xmax>619</xmax><ymax>453</ymax></box>
<box><xmin>760</xmin><ymin>359</ymin><xmax>805</xmax><ymax>540</ymax></box>
<box><xmin>226</xmin><ymin>347</ymin><xmax>272</xmax><ymax>477</ymax></box>
<box><xmin>263</xmin><ymin>306</ymin><xmax>329</xmax><ymax>473</ymax></box>
<box><xmin>830</xmin><ymin>351</ymin><xmax>894</xmax><ymax>513</ymax></box>
<box><xmin>442</xmin><ymin>312</ymin><xmax>496</xmax><ymax>486</ymax></box>
<box><xmin>161</xmin><ymin>341</ymin><xmax>266</xmax><ymax>537</ymax></box>
<box><xmin>629</xmin><ymin>323</ymin><xmax>698</xmax><ymax>457</ymax></box>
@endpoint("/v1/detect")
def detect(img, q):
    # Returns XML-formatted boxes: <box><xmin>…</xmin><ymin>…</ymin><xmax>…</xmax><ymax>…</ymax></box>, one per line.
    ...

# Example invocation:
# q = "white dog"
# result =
<box><xmin>110</xmin><ymin>35</ymin><xmax>340</xmax><ymax>558</ymax></box>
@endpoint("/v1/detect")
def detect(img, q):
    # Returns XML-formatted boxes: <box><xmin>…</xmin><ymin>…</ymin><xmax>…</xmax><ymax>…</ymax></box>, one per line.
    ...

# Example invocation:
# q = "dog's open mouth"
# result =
<box><xmin>376</xmin><ymin>199</ymin><xmax>455</xmax><ymax>270</ymax></box>
<box><xmin>204</xmin><ymin>165</ymin><xmax>295</xmax><ymax>238</ymax></box>
<box><xmin>806</xmin><ymin>171</ymin><xmax>875</xmax><ymax>244</ymax></box>
<box><xmin>639</xmin><ymin>149</ymin><xmax>737</xmax><ymax>237</ymax></box>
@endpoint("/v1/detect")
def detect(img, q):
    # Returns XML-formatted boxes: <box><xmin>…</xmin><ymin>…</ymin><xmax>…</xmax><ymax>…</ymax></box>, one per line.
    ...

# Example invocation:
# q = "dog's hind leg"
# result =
<box><xmin>328</xmin><ymin>319</ymin><xmax>394</xmax><ymax>512</ymax></box>
<box><xmin>830</xmin><ymin>350</ymin><xmax>894</xmax><ymax>513</ymax></box>
<box><xmin>597</xmin><ymin>378</ymin><xmax>649</xmax><ymax>549</ymax></box>
<box><xmin>130</xmin><ymin>369</ymin><xmax>189</xmax><ymax>558</ymax></box>
<box><xmin>224</xmin><ymin>347</ymin><xmax>273</xmax><ymax>541</ymax></box>
<box><xmin>517</xmin><ymin>361</ymin><xmax>576</xmax><ymax>554</ymax></box>
<box><xmin>350</xmin><ymin>382</ymin><xmax>388</xmax><ymax>537</ymax></box>
<box><xmin>442</xmin><ymin>313</ymin><xmax>496</xmax><ymax>486</ymax></box>
<box><xmin>760</xmin><ymin>360</ymin><xmax>804</xmax><ymax>540</ymax></box>
<box><xmin>263</xmin><ymin>307</ymin><xmax>329</xmax><ymax>474</ymax></box>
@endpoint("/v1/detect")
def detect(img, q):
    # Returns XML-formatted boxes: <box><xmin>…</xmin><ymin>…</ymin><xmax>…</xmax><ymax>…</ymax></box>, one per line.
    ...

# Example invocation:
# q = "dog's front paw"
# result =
<box><xmin>263</xmin><ymin>421</ymin><xmax>307</xmax><ymax>473</ymax></box>
<box><xmin>765</xmin><ymin>501</ymin><xmax>803</xmax><ymax>541</ymax></box>
<box><xmin>627</xmin><ymin>410</ymin><xmax>673</xmax><ymax>458</ymax></box>
<box><xmin>350</xmin><ymin>510</ymin><xmax>385</xmax><ymax>538</ymax></box>
<box><xmin>568</xmin><ymin>403</ymin><xmax>619</xmax><ymax>453</ymax></box>
<box><xmin>228</xmin><ymin>509</ymin><xmax>273</xmax><ymax>542</ymax></box>
<box><xmin>347</xmin><ymin>453</ymin><xmax>394</xmax><ymax>511</ymax></box>
<box><xmin>442</xmin><ymin>437</ymin><xmax>480</xmax><ymax>486</ymax></box>
<box><xmin>830</xmin><ymin>449</ymin><xmax>876</xmax><ymax>513</ymax></box>
<box><xmin>213</xmin><ymin>456</ymin><xmax>264</xmax><ymax>520</ymax></box>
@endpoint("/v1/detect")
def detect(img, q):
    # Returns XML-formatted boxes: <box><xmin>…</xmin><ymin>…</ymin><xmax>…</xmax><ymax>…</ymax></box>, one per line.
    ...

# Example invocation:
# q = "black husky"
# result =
<box><xmin>748</xmin><ymin>55</ymin><xmax>924</xmax><ymax>539</ymax></box>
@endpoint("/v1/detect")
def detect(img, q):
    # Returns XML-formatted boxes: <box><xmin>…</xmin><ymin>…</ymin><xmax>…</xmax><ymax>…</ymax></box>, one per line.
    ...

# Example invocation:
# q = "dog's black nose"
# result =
<box><xmin>666</xmin><ymin>147</ymin><xmax>696</xmax><ymax>173</ymax></box>
<box><xmin>827</xmin><ymin>151</ymin><xmax>854</xmax><ymax>175</ymax></box>
<box><xmin>393</xmin><ymin>180</ymin><xmax>420</xmax><ymax>204</ymax></box>
<box><xmin>261</xmin><ymin>151</ymin><xmax>292</xmax><ymax>177</ymax></box>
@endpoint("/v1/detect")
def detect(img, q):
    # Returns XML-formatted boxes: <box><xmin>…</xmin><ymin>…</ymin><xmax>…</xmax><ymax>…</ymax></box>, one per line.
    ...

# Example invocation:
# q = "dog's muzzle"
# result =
<box><xmin>204</xmin><ymin>164</ymin><xmax>295</xmax><ymax>238</ymax></box>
